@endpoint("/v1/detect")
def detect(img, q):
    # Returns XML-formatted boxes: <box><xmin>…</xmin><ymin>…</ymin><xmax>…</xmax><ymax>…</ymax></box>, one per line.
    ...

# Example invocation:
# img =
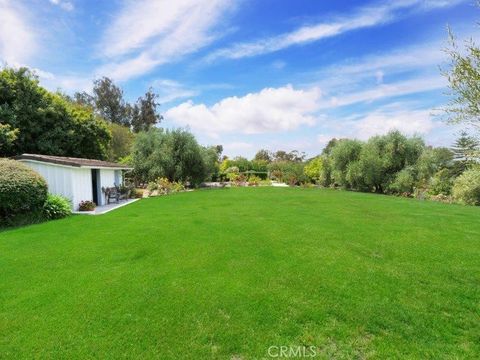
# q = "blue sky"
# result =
<box><xmin>0</xmin><ymin>0</ymin><xmax>476</xmax><ymax>158</ymax></box>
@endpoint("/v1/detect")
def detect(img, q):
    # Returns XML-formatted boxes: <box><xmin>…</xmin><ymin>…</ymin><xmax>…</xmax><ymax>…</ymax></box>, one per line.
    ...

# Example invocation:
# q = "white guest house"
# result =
<box><xmin>15</xmin><ymin>154</ymin><xmax>132</xmax><ymax>211</ymax></box>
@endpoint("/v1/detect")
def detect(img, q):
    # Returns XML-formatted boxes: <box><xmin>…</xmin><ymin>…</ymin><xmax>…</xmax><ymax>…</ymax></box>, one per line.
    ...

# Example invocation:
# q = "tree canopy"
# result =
<box><xmin>0</xmin><ymin>67</ymin><xmax>111</xmax><ymax>159</ymax></box>
<box><xmin>130</xmin><ymin>128</ymin><xmax>214</xmax><ymax>185</ymax></box>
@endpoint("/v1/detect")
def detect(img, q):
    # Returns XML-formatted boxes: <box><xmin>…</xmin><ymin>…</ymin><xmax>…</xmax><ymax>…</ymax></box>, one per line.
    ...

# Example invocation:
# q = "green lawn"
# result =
<box><xmin>1</xmin><ymin>188</ymin><xmax>479</xmax><ymax>359</ymax></box>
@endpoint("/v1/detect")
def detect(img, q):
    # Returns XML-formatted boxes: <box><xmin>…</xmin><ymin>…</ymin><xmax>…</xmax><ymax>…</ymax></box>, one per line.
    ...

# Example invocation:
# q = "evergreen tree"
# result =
<box><xmin>451</xmin><ymin>131</ymin><xmax>479</xmax><ymax>163</ymax></box>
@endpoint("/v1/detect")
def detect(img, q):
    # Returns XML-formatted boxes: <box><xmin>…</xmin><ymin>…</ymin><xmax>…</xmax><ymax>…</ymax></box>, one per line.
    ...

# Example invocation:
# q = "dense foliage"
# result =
<box><xmin>0</xmin><ymin>67</ymin><xmax>111</xmax><ymax>159</ymax></box>
<box><xmin>0</xmin><ymin>159</ymin><xmax>48</xmax><ymax>222</ymax></box>
<box><xmin>452</xmin><ymin>168</ymin><xmax>480</xmax><ymax>205</ymax></box>
<box><xmin>43</xmin><ymin>194</ymin><xmax>72</xmax><ymax>220</ymax></box>
<box><xmin>107</xmin><ymin>123</ymin><xmax>135</xmax><ymax>161</ymax></box>
<box><xmin>130</xmin><ymin>128</ymin><xmax>216</xmax><ymax>186</ymax></box>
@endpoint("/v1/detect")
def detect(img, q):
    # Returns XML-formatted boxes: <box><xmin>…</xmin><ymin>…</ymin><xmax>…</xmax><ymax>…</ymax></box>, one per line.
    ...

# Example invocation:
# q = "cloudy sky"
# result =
<box><xmin>0</xmin><ymin>0</ymin><xmax>476</xmax><ymax>157</ymax></box>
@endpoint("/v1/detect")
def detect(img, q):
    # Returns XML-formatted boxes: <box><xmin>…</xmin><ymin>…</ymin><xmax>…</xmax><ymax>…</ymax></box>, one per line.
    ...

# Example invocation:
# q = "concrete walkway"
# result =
<box><xmin>73</xmin><ymin>199</ymin><xmax>140</xmax><ymax>215</ymax></box>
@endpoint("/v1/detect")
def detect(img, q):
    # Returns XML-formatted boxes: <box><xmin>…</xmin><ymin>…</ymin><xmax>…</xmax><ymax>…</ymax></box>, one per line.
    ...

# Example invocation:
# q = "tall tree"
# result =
<box><xmin>0</xmin><ymin>67</ymin><xmax>111</xmax><ymax>159</ymax></box>
<box><xmin>131</xmin><ymin>88</ymin><xmax>163</xmax><ymax>133</ymax></box>
<box><xmin>0</xmin><ymin>123</ymin><xmax>18</xmax><ymax>153</ymax></box>
<box><xmin>131</xmin><ymin>128</ymin><xmax>209</xmax><ymax>185</ymax></box>
<box><xmin>72</xmin><ymin>91</ymin><xmax>95</xmax><ymax>110</ymax></box>
<box><xmin>273</xmin><ymin>150</ymin><xmax>305</xmax><ymax>162</ymax></box>
<box><xmin>107</xmin><ymin>123</ymin><xmax>135</xmax><ymax>162</ymax></box>
<box><xmin>254</xmin><ymin>149</ymin><xmax>272</xmax><ymax>162</ymax></box>
<box><xmin>93</xmin><ymin>77</ymin><xmax>130</xmax><ymax>126</ymax></box>
<box><xmin>451</xmin><ymin>131</ymin><xmax>479</xmax><ymax>163</ymax></box>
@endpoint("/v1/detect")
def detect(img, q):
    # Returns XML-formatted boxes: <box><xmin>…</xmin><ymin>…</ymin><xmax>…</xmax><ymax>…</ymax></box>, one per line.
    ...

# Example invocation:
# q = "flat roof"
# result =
<box><xmin>14</xmin><ymin>154</ymin><xmax>133</xmax><ymax>170</ymax></box>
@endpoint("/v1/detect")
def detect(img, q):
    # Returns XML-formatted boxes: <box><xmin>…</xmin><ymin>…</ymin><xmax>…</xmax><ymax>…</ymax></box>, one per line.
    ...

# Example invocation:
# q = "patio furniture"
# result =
<box><xmin>102</xmin><ymin>187</ymin><xmax>120</xmax><ymax>204</ymax></box>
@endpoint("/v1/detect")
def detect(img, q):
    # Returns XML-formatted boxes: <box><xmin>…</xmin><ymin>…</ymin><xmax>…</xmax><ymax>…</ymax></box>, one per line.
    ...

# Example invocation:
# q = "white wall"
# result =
<box><xmin>98</xmin><ymin>169</ymin><xmax>116</xmax><ymax>206</ymax></box>
<box><xmin>71</xmin><ymin>168</ymin><xmax>93</xmax><ymax>210</ymax></box>
<box><xmin>18</xmin><ymin>160</ymin><xmax>124</xmax><ymax>209</ymax></box>
<box><xmin>20</xmin><ymin>160</ymin><xmax>75</xmax><ymax>207</ymax></box>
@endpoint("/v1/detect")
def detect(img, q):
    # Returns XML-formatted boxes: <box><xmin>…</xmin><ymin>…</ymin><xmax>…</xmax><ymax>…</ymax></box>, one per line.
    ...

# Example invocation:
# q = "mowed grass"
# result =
<box><xmin>1</xmin><ymin>188</ymin><xmax>479</xmax><ymax>359</ymax></box>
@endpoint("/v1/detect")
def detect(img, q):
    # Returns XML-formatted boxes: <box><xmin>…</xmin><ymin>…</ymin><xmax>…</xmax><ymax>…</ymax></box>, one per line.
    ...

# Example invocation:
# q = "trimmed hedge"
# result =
<box><xmin>0</xmin><ymin>159</ymin><xmax>48</xmax><ymax>219</ymax></box>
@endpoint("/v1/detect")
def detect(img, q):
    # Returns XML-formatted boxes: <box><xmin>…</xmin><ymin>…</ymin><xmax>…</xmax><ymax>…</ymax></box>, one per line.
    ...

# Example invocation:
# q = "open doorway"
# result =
<box><xmin>91</xmin><ymin>169</ymin><xmax>100</xmax><ymax>205</ymax></box>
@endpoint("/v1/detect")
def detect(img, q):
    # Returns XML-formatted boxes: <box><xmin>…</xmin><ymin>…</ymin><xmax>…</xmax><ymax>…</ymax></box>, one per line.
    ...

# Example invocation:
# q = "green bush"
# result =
<box><xmin>0</xmin><ymin>159</ymin><xmax>48</xmax><ymax>220</ymax></box>
<box><xmin>147</xmin><ymin>177</ymin><xmax>181</xmax><ymax>196</ymax></box>
<box><xmin>388</xmin><ymin>167</ymin><xmax>416</xmax><ymax>195</ymax></box>
<box><xmin>452</xmin><ymin>168</ymin><xmax>480</xmax><ymax>205</ymax></box>
<box><xmin>247</xmin><ymin>175</ymin><xmax>261</xmax><ymax>186</ymax></box>
<box><xmin>43</xmin><ymin>194</ymin><xmax>72</xmax><ymax>220</ymax></box>
<box><xmin>171</xmin><ymin>181</ymin><xmax>185</xmax><ymax>193</ymax></box>
<box><xmin>428</xmin><ymin>169</ymin><xmax>454</xmax><ymax>196</ymax></box>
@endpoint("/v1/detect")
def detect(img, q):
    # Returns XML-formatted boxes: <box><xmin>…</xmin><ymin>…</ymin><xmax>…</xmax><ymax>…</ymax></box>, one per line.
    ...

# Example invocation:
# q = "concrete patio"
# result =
<box><xmin>73</xmin><ymin>199</ymin><xmax>140</xmax><ymax>215</ymax></box>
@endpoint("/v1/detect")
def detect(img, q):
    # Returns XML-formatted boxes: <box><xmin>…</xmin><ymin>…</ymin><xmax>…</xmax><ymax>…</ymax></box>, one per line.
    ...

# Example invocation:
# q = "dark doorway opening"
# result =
<box><xmin>91</xmin><ymin>169</ymin><xmax>99</xmax><ymax>205</ymax></box>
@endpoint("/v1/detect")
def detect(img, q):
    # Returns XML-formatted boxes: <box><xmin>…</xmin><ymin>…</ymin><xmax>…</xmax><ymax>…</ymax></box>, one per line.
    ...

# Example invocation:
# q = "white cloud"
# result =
<box><xmin>151</xmin><ymin>79</ymin><xmax>199</xmax><ymax>104</ymax></box>
<box><xmin>0</xmin><ymin>0</ymin><xmax>37</xmax><ymax>64</ymax></box>
<box><xmin>165</xmin><ymin>85</ymin><xmax>321</xmax><ymax>137</ymax></box>
<box><xmin>49</xmin><ymin>0</ymin><xmax>74</xmax><ymax>11</ymax></box>
<box><xmin>33</xmin><ymin>68</ymin><xmax>92</xmax><ymax>92</ymax></box>
<box><xmin>96</xmin><ymin>0</ymin><xmax>233</xmax><ymax>81</ymax></box>
<box><xmin>318</xmin><ymin>104</ymin><xmax>436</xmax><ymax>144</ymax></box>
<box><xmin>206</xmin><ymin>0</ymin><xmax>465</xmax><ymax>62</ymax></box>
<box><xmin>352</xmin><ymin>108</ymin><xmax>435</xmax><ymax>139</ymax></box>
<box><xmin>320</xmin><ymin>75</ymin><xmax>446</xmax><ymax>109</ymax></box>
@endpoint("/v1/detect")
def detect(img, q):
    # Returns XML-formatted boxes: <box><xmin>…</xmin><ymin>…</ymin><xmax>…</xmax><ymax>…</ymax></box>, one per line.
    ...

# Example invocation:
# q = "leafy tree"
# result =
<box><xmin>388</xmin><ymin>167</ymin><xmax>416</xmax><ymax>194</ymax></box>
<box><xmin>251</xmin><ymin>159</ymin><xmax>269</xmax><ymax>175</ymax></box>
<box><xmin>66</xmin><ymin>101</ymin><xmax>112</xmax><ymax>159</ymax></box>
<box><xmin>329</xmin><ymin>139</ymin><xmax>363</xmax><ymax>187</ymax></box>
<box><xmin>0</xmin><ymin>67</ymin><xmax>111</xmax><ymax>159</ymax></box>
<box><xmin>72</xmin><ymin>91</ymin><xmax>95</xmax><ymax>110</ymax></box>
<box><xmin>273</xmin><ymin>150</ymin><xmax>305</xmax><ymax>162</ymax></box>
<box><xmin>254</xmin><ymin>149</ymin><xmax>272</xmax><ymax>162</ymax></box>
<box><xmin>322</xmin><ymin>138</ymin><xmax>338</xmax><ymax>155</ymax></box>
<box><xmin>93</xmin><ymin>77</ymin><xmax>130</xmax><ymax>126</ymax></box>
<box><xmin>268</xmin><ymin>161</ymin><xmax>306</xmax><ymax>185</ymax></box>
<box><xmin>442</xmin><ymin>28</ymin><xmax>480</xmax><ymax>130</ymax></box>
<box><xmin>416</xmin><ymin>147</ymin><xmax>454</xmax><ymax>182</ymax></box>
<box><xmin>108</xmin><ymin>123</ymin><xmax>135</xmax><ymax>161</ymax></box>
<box><xmin>131</xmin><ymin>128</ymin><xmax>210</xmax><ymax>185</ymax></box>
<box><xmin>131</xmin><ymin>88</ymin><xmax>163</xmax><ymax>133</ymax></box>
<box><xmin>304</xmin><ymin>156</ymin><xmax>323</xmax><ymax>183</ymax></box>
<box><xmin>202</xmin><ymin>146</ymin><xmax>222</xmax><ymax>181</ymax></box>
<box><xmin>219</xmin><ymin>158</ymin><xmax>233</xmax><ymax>174</ymax></box>
<box><xmin>0</xmin><ymin>123</ymin><xmax>18</xmax><ymax>153</ymax></box>
<box><xmin>231</xmin><ymin>156</ymin><xmax>251</xmax><ymax>172</ymax></box>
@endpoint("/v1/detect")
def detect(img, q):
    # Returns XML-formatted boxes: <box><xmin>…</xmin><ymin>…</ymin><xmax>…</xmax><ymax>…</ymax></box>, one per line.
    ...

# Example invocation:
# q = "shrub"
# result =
<box><xmin>0</xmin><ymin>159</ymin><xmax>48</xmax><ymax>220</ymax></box>
<box><xmin>452</xmin><ymin>168</ymin><xmax>480</xmax><ymax>205</ymax></box>
<box><xmin>78</xmin><ymin>200</ymin><xmax>96</xmax><ymax>211</ymax></box>
<box><xmin>225</xmin><ymin>166</ymin><xmax>240</xmax><ymax>182</ymax></box>
<box><xmin>147</xmin><ymin>181</ymin><xmax>158</xmax><ymax>192</ymax></box>
<box><xmin>428</xmin><ymin>168</ymin><xmax>454</xmax><ymax>196</ymax></box>
<box><xmin>43</xmin><ymin>194</ymin><xmax>72</xmax><ymax>220</ymax></box>
<box><xmin>388</xmin><ymin>167</ymin><xmax>416</xmax><ymax>194</ymax></box>
<box><xmin>171</xmin><ymin>181</ymin><xmax>185</xmax><ymax>193</ymax></box>
<box><xmin>247</xmin><ymin>175</ymin><xmax>261</xmax><ymax>186</ymax></box>
<box><xmin>156</xmin><ymin>177</ymin><xmax>173</xmax><ymax>195</ymax></box>
<box><xmin>133</xmin><ymin>188</ymin><xmax>144</xmax><ymax>198</ymax></box>
<box><xmin>268</xmin><ymin>161</ymin><xmax>306</xmax><ymax>185</ymax></box>
<box><xmin>259</xmin><ymin>179</ymin><xmax>272</xmax><ymax>186</ymax></box>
